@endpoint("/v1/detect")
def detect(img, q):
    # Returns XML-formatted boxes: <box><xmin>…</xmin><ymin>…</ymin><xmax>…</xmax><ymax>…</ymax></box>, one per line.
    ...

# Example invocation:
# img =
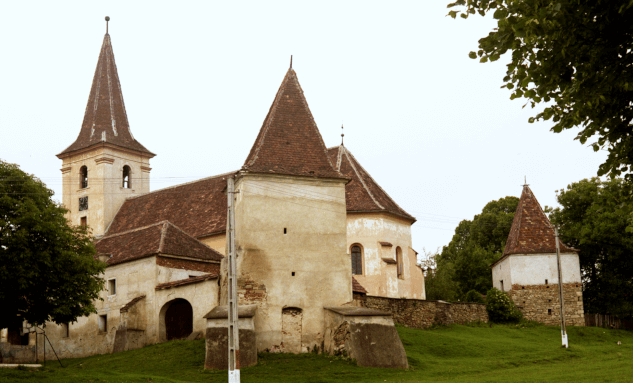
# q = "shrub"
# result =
<box><xmin>464</xmin><ymin>289</ymin><xmax>486</xmax><ymax>303</ymax></box>
<box><xmin>486</xmin><ymin>288</ymin><xmax>523</xmax><ymax>323</ymax></box>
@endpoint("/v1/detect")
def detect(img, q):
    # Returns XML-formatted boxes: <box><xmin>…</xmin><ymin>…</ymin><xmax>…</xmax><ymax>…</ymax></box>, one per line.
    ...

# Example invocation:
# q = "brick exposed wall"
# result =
<box><xmin>156</xmin><ymin>256</ymin><xmax>219</xmax><ymax>274</ymax></box>
<box><xmin>357</xmin><ymin>296</ymin><xmax>488</xmax><ymax>328</ymax></box>
<box><xmin>510</xmin><ymin>283</ymin><xmax>584</xmax><ymax>326</ymax></box>
<box><xmin>237</xmin><ymin>276</ymin><xmax>267</xmax><ymax>304</ymax></box>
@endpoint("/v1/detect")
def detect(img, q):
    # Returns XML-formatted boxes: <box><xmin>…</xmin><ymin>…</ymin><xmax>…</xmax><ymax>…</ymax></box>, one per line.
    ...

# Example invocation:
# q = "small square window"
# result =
<box><xmin>548</xmin><ymin>309</ymin><xmax>552</xmax><ymax>315</ymax></box>
<box><xmin>108</xmin><ymin>279</ymin><xmax>116</xmax><ymax>296</ymax></box>
<box><xmin>98</xmin><ymin>315</ymin><xmax>107</xmax><ymax>332</ymax></box>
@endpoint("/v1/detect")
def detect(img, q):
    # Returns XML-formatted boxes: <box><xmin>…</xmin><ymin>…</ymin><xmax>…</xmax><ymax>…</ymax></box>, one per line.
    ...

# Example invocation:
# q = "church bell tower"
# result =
<box><xmin>57</xmin><ymin>18</ymin><xmax>155</xmax><ymax>237</ymax></box>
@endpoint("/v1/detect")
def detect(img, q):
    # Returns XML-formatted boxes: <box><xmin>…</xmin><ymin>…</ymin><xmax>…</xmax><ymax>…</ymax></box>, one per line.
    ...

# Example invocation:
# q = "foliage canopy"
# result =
<box><xmin>546</xmin><ymin>177</ymin><xmax>633</xmax><ymax>318</ymax></box>
<box><xmin>0</xmin><ymin>160</ymin><xmax>105</xmax><ymax>329</ymax></box>
<box><xmin>486</xmin><ymin>287</ymin><xmax>523</xmax><ymax>323</ymax></box>
<box><xmin>427</xmin><ymin>196</ymin><xmax>518</xmax><ymax>300</ymax></box>
<box><xmin>448</xmin><ymin>0</ymin><xmax>633</xmax><ymax>180</ymax></box>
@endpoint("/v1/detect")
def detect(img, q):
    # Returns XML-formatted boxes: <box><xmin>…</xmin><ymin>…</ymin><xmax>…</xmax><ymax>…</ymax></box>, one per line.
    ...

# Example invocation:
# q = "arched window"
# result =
<box><xmin>79</xmin><ymin>166</ymin><xmax>88</xmax><ymax>189</ymax></box>
<box><xmin>351</xmin><ymin>245</ymin><xmax>362</xmax><ymax>275</ymax></box>
<box><xmin>396</xmin><ymin>246</ymin><xmax>403</xmax><ymax>279</ymax></box>
<box><xmin>122</xmin><ymin>165</ymin><xmax>131</xmax><ymax>188</ymax></box>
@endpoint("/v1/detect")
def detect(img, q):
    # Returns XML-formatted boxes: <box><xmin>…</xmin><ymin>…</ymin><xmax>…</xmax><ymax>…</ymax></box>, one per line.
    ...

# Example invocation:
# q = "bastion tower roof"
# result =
<box><xmin>57</xmin><ymin>28</ymin><xmax>154</xmax><ymax>158</ymax></box>
<box><xmin>502</xmin><ymin>184</ymin><xmax>575</xmax><ymax>257</ymax></box>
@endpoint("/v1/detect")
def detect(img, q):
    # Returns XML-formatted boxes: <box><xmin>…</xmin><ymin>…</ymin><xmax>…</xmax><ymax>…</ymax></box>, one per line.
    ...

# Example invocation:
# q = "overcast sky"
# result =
<box><xmin>0</xmin><ymin>1</ymin><xmax>607</xmax><ymax>258</ymax></box>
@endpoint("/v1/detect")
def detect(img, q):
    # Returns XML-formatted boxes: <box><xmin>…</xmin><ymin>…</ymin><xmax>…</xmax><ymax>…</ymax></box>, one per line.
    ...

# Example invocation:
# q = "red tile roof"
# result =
<box><xmin>58</xmin><ymin>33</ymin><xmax>153</xmax><ymax>158</ymax></box>
<box><xmin>502</xmin><ymin>185</ymin><xmax>576</xmax><ymax>257</ymax></box>
<box><xmin>242</xmin><ymin>68</ymin><xmax>344</xmax><ymax>179</ymax></box>
<box><xmin>352</xmin><ymin>276</ymin><xmax>368</xmax><ymax>294</ymax></box>
<box><xmin>106</xmin><ymin>173</ymin><xmax>232</xmax><ymax>238</ymax></box>
<box><xmin>155</xmin><ymin>273</ymin><xmax>218</xmax><ymax>290</ymax></box>
<box><xmin>327</xmin><ymin>146</ymin><xmax>415</xmax><ymax>222</ymax></box>
<box><xmin>96</xmin><ymin>221</ymin><xmax>223</xmax><ymax>266</ymax></box>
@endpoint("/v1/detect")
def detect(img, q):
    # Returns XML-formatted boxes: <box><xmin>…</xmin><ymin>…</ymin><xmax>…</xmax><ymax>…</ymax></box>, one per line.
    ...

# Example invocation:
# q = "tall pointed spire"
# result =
<box><xmin>58</xmin><ymin>21</ymin><xmax>154</xmax><ymax>158</ymax></box>
<box><xmin>242</xmin><ymin>68</ymin><xmax>342</xmax><ymax>179</ymax></box>
<box><xmin>503</xmin><ymin>185</ymin><xmax>575</xmax><ymax>256</ymax></box>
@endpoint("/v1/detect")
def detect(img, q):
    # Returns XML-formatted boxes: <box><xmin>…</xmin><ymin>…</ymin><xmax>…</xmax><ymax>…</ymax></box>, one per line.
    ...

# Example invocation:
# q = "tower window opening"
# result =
<box><xmin>79</xmin><ymin>196</ymin><xmax>89</xmax><ymax>211</ymax></box>
<box><xmin>284</xmin><ymin>228</ymin><xmax>287</xmax><ymax>234</ymax></box>
<box><xmin>351</xmin><ymin>245</ymin><xmax>362</xmax><ymax>275</ymax></box>
<box><xmin>122</xmin><ymin>165</ymin><xmax>131</xmax><ymax>189</ymax></box>
<box><xmin>545</xmin><ymin>279</ymin><xmax>548</xmax><ymax>285</ymax></box>
<box><xmin>80</xmin><ymin>166</ymin><xmax>88</xmax><ymax>189</ymax></box>
<box><xmin>396</xmin><ymin>246</ymin><xmax>403</xmax><ymax>279</ymax></box>
<box><xmin>80</xmin><ymin>216</ymin><xmax>87</xmax><ymax>228</ymax></box>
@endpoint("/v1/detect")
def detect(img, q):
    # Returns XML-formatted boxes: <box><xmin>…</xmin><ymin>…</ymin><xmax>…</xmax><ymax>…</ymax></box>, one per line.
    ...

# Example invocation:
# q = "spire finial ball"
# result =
<box><xmin>105</xmin><ymin>16</ymin><xmax>110</xmax><ymax>21</ymax></box>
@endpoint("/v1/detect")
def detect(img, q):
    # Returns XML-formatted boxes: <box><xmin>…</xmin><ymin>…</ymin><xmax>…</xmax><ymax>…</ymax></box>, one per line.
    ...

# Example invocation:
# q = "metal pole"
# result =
<box><xmin>555</xmin><ymin>228</ymin><xmax>568</xmax><ymax>348</ymax></box>
<box><xmin>227</xmin><ymin>177</ymin><xmax>240</xmax><ymax>382</ymax></box>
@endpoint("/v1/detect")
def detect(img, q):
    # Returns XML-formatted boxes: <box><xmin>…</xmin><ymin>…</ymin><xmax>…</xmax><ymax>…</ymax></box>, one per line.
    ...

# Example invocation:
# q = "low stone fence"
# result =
<box><xmin>355</xmin><ymin>296</ymin><xmax>488</xmax><ymax>329</ymax></box>
<box><xmin>0</xmin><ymin>343</ymin><xmax>36</xmax><ymax>364</ymax></box>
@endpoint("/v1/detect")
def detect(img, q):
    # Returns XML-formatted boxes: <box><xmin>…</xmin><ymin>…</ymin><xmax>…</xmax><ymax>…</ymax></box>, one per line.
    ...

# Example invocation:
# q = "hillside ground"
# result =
<box><xmin>1</xmin><ymin>322</ymin><xmax>631</xmax><ymax>382</ymax></box>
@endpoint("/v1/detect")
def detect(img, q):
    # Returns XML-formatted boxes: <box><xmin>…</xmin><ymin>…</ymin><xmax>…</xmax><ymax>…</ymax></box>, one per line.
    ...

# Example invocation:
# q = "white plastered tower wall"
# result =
<box><xmin>346</xmin><ymin>213</ymin><xmax>425</xmax><ymax>299</ymax></box>
<box><xmin>230</xmin><ymin>173</ymin><xmax>352</xmax><ymax>352</ymax></box>
<box><xmin>492</xmin><ymin>252</ymin><xmax>581</xmax><ymax>292</ymax></box>
<box><xmin>59</xmin><ymin>146</ymin><xmax>151</xmax><ymax>236</ymax></box>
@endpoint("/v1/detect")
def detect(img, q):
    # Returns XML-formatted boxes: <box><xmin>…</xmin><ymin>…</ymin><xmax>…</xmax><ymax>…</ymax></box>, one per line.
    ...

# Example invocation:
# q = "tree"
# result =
<box><xmin>0</xmin><ymin>160</ymin><xmax>105</xmax><ymax>329</ymax></box>
<box><xmin>448</xmin><ymin>0</ymin><xmax>633</xmax><ymax>180</ymax></box>
<box><xmin>422</xmin><ymin>249</ymin><xmax>460</xmax><ymax>301</ymax></box>
<box><xmin>436</xmin><ymin>196</ymin><xmax>519</xmax><ymax>299</ymax></box>
<box><xmin>546</xmin><ymin>177</ymin><xmax>633</xmax><ymax>318</ymax></box>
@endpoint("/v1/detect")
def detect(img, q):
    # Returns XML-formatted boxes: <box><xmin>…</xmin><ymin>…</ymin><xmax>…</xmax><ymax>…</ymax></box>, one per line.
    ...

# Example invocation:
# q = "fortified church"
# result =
<box><xmin>3</xmin><ymin>26</ymin><xmax>424</xmax><ymax>360</ymax></box>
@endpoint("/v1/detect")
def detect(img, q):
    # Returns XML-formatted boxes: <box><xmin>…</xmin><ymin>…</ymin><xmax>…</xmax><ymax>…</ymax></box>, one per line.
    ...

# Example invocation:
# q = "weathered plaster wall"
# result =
<box><xmin>358</xmin><ymin>296</ymin><xmax>488</xmax><ymax>328</ymax></box>
<box><xmin>346</xmin><ymin>213</ymin><xmax>424</xmax><ymax>299</ymax></box>
<box><xmin>492</xmin><ymin>257</ymin><xmax>513</xmax><ymax>291</ymax></box>
<box><xmin>41</xmin><ymin>256</ymin><xmax>219</xmax><ymax>360</ymax></box>
<box><xmin>231</xmin><ymin>174</ymin><xmax>351</xmax><ymax>352</ymax></box>
<box><xmin>60</xmin><ymin>146</ymin><xmax>151</xmax><ymax>236</ymax></box>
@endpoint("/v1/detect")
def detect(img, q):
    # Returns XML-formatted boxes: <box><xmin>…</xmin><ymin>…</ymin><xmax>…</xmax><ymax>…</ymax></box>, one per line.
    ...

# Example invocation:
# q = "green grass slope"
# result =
<box><xmin>1</xmin><ymin>323</ymin><xmax>632</xmax><ymax>382</ymax></box>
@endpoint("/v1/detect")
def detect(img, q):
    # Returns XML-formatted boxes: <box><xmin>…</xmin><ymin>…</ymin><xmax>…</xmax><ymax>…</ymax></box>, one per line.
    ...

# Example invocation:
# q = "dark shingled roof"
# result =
<box><xmin>502</xmin><ymin>185</ymin><xmax>576</xmax><ymax>257</ymax></box>
<box><xmin>155</xmin><ymin>273</ymin><xmax>218</xmax><ymax>291</ymax></box>
<box><xmin>242</xmin><ymin>68</ymin><xmax>344</xmax><ymax>179</ymax></box>
<box><xmin>96</xmin><ymin>221</ymin><xmax>223</xmax><ymax>266</ymax></box>
<box><xmin>328</xmin><ymin>146</ymin><xmax>415</xmax><ymax>222</ymax></box>
<box><xmin>352</xmin><ymin>276</ymin><xmax>368</xmax><ymax>294</ymax></box>
<box><xmin>58</xmin><ymin>33</ymin><xmax>154</xmax><ymax>157</ymax></box>
<box><xmin>106</xmin><ymin>173</ymin><xmax>232</xmax><ymax>238</ymax></box>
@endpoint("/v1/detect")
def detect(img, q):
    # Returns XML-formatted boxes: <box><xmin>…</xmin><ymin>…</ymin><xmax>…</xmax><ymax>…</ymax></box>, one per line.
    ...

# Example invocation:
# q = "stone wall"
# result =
<box><xmin>0</xmin><ymin>343</ymin><xmax>36</xmax><ymax>364</ymax></box>
<box><xmin>358</xmin><ymin>296</ymin><xmax>488</xmax><ymax>328</ymax></box>
<box><xmin>510</xmin><ymin>283</ymin><xmax>584</xmax><ymax>326</ymax></box>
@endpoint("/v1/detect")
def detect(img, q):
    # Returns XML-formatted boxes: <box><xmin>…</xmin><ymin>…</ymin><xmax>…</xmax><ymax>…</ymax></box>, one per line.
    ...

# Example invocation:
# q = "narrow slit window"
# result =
<box><xmin>80</xmin><ymin>166</ymin><xmax>88</xmax><ymax>189</ymax></box>
<box><xmin>500</xmin><ymin>280</ymin><xmax>504</xmax><ymax>291</ymax></box>
<box><xmin>99</xmin><ymin>315</ymin><xmax>107</xmax><ymax>332</ymax></box>
<box><xmin>122</xmin><ymin>165</ymin><xmax>131</xmax><ymax>189</ymax></box>
<box><xmin>396</xmin><ymin>247</ymin><xmax>403</xmax><ymax>279</ymax></box>
<box><xmin>351</xmin><ymin>245</ymin><xmax>362</xmax><ymax>275</ymax></box>
<box><xmin>80</xmin><ymin>216</ymin><xmax>87</xmax><ymax>228</ymax></box>
<box><xmin>61</xmin><ymin>323</ymin><xmax>69</xmax><ymax>338</ymax></box>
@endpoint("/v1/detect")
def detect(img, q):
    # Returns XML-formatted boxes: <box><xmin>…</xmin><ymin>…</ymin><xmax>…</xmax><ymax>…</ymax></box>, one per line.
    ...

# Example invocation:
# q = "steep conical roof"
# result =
<box><xmin>242</xmin><ymin>68</ymin><xmax>342</xmax><ymax>179</ymax></box>
<box><xmin>503</xmin><ymin>185</ymin><xmax>575</xmax><ymax>256</ymax></box>
<box><xmin>58</xmin><ymin>33</ymin><xmax>154</xmax><ymax>157</ymax></box>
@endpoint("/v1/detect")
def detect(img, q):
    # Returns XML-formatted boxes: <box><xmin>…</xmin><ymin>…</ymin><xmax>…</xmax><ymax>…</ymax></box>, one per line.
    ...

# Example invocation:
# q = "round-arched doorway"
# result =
<box><xmin>160</xmin><ymin>298</ymin><xmax>193</xmax><ymax>341</ymax></box>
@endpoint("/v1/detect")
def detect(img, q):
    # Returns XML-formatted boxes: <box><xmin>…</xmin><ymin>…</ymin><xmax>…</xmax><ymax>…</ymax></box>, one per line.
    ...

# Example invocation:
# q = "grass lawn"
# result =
<box><xmin>1</xmin><ymin>323</ymin><xmax>632</xmax><ymax>382</ymax></box>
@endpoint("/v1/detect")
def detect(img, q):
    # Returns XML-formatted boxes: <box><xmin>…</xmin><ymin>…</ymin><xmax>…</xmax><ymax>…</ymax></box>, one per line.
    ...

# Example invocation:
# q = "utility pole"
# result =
<box><xmin>555</xmin><ymin>227</ymin><xmax>568</xmax><ymax>348</ymax></box>
<box><xmin>227</xmin><ymin>177</ymin><xmax>240</xmax><ymax>382</ymax></box>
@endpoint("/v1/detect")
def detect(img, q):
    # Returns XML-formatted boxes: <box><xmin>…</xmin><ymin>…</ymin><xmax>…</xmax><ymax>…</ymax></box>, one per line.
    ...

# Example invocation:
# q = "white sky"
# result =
<box><xmin>0</xmin><ymin>1</ymin><xmax>607</xmax><ymax>258</ymax></box>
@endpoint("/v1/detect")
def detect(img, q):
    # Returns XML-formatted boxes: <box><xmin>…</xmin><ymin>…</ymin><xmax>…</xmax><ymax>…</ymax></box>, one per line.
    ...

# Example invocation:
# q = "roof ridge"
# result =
<box><xmin>98</xmin><ymin>220</ymin><xmax>169</xmax><ymax>241</ymax></box>
<box><xmin>336</xmin><ymin>145</ymin><xmax>344</xmax><ymax>171</ymax></box>
<box><xmin>342</xmin><ymin>148</ymin><xmax>384</xmax><ymax>210</ymax></box>
<box><xmin>158</xmin><ymin>222</ymin><xmax>167</xmax><ymax>253</ymax></box>
<box><xmin>344</xmin><ymin>148</ymin><xmax>415</xmax><ymax>222</ymax></box>
<box><xmin>163</xmin><ymin>219</ymin><xmax>224</xmax><ymax>257</ymax></box>
<box><xmin>122</xmin><ymin>171</ymin><xmax>236</xmax><ymax>202</ymax></box>
<box><xmin>244</xmin><ymin>71</ymin><xmax>290</xmax><ymax>168</ymax></box>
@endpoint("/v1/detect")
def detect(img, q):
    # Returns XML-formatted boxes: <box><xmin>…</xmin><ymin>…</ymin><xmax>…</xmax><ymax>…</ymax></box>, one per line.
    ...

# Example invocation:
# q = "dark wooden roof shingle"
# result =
<box><xmin>502</xmin><ymin>185</ymin><xmax>576</xmax><ymax>257</ymax></box>
<box><xmin>58</xmin><ymin>33</ymin><xmax>153</xmax><ymax>157</ymax></box>
<box><xmin>327</xmin><ymin>146</ymin><xmax>415</xmax><ymax>222</ymax></box>
<box><xmin>106</xmin><ymin>173</ymin><xmax>232</xmax><ymax>238</ymax></box>
<box><xmin>96</xmin><ymin>221</ymin><xmax>223</xmax><ymax>266</ymax></box>
<box><xmin>242</xmin><ymin>68</ymin><xmax>344</xmax><ymax>179</ymax></box>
